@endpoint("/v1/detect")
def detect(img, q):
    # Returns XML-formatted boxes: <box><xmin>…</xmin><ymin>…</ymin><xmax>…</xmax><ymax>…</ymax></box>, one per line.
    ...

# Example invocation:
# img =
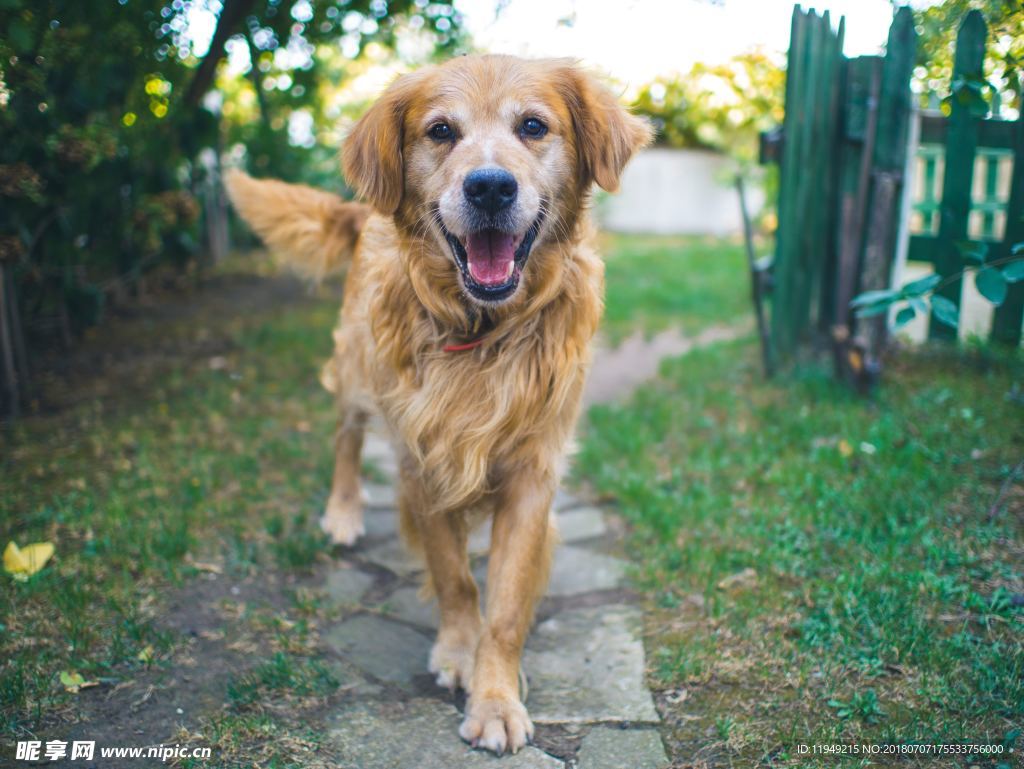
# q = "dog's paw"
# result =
<box><xmin>319</xmin><ymin>494</ymin><xmax>365</xmax><ymax>546</ymax></box>
<box><xmin>428</xmin><ymin>636</ymin><xmax>476</xmax><ymax>692</ymax></box>
<box><xmin>459</xmin><ymin>694</ymin><xmax>533</xmax><ymax>756</ymax></box>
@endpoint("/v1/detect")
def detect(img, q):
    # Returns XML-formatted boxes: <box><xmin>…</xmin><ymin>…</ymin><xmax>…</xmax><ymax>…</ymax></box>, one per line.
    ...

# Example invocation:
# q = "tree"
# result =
<box><xmin>184</xmin><ymin>0</ymin><xmax>462</xmax><ymax>107</ymax></box>
<box><xmin>631</xmin><ymin>50</ymin><xmax>785</xmax><ymax>163</ymax></box>
<box><xmin>0</xmin><ymin>0</ymin><xmax>461</xmax><ymax>415</ymax></box>
<box><xmin>903</xmin><ymin>0</ymin><xmax>1024</xmax><ymax>110</ymax></box>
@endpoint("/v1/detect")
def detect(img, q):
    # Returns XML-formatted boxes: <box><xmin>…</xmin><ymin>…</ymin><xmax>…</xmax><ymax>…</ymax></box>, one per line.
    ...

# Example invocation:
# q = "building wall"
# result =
<box><xmin>597</xmin><ymin>147</ymin><xmax>765</xmax><ymax>235</ymax></box>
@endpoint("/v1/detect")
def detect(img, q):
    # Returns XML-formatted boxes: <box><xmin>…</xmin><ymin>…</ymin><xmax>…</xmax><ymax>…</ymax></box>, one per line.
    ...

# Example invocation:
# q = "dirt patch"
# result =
<box><xmin>44</xmin><ymin>566</ymin><xmax>325</xmax><ymax>767</ymax></box>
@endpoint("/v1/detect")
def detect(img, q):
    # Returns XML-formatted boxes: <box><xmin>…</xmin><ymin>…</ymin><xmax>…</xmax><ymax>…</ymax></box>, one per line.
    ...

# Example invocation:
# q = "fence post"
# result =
<box><xmin>811</xmin><ymin>12</ymin><xmax>845</xmax><ymax>334</ymax></box>
<box><xmin>929</xmin><ymin>10</ymin><xmax>986</xmax><ymax>340</ymax></box>
<box><xmin>859</xmin><ymin>6</ymin><xmax>916</xmax><ymax>361</ymax></box>
<box><xmin>771</xmin><ymin>8</ymin><xmax>844</xmax><ymax>363</ymax></box>
<box><xmin>991</xmin><ymin>94</ymin><xmax>1024</xmax><ymax>346</ymax></box>
<box><xmin>772</xmin><ymin>6</ymin><xmax>809</xmax><ymax>360</ymax></box>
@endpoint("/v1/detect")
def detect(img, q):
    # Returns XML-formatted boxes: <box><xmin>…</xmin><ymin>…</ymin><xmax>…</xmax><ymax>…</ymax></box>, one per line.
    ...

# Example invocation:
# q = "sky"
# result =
<box><xmin>452</xmin><ymin>0</ymin><xmax>925</xmax><ymax>87</ymax></box>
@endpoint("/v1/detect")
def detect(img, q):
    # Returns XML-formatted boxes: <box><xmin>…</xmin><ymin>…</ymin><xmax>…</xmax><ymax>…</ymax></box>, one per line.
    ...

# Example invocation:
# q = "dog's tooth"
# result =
<box><xmin>505</xmin><ymin>260</ymin><xmax>514</xmax><ymax>279</ymax></box>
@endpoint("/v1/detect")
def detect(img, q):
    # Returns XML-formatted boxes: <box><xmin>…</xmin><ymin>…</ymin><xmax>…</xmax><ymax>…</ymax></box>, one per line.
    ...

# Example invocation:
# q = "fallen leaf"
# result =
<box><xmin>665</xmin><ymin>687</ymin><xmax>690</xmax><ymax>704</ymax></box>
<box><xmin>838</xmin><ymin>439</ymin><xmax>853</xmax><ymax>458</ymax></box>
<box><xmin>4</xmin><ymin>541</ymin><xmax>55</xmax><ymax>581</ymax></box>
<box><xmin>60</xmin><ymin>670</ymin><xmax>99</xmax><ymax>693</ymax></box>
<box><xmin>137</xmin><ymin>645</ymin><xmax>155</xmax><ymax>664</ymax></box>
<box><xmin>184</xmin><ymin>555</ymin><xmax>222</xmax><ymax>574</ymax></box>
<box><xmin>717</xmin><ymin>567</ymin><xmax>758</xmax><ymax>591</ymax></box>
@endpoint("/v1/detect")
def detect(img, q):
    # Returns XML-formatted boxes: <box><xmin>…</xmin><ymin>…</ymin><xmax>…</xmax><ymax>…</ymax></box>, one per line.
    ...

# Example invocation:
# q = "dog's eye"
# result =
<box><xmin>520</xmin><ymin>117</ymin><xmax>547</xmax><ymax>140</ymax></box>
<box><xmin>428</xmin><ymin>122</ymin><xmax>454</xmax><ymax>142</ymax></box>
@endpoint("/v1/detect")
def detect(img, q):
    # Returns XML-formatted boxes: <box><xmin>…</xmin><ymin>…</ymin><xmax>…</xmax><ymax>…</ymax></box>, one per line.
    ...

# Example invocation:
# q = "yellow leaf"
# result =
<box><xmin>59</xmin><ymin>670</ymin><xmax>98</xmax><ymax>693</ymax></box>
<box><xmin>4</xmin><ymin>541</ymin><xmax>55</xmax><ymax>580</ymax></box>
<box><xmin>837</xmin><ymin>439</ymin><xmax>853</xmax><ymax>458</ymax></box>
<box><xmin>137</xmin><ymin>645</ymin><xmax>155</xmax><ymax>663</ymax></box>
<box><xmin>717</xmin><ymin>567</ymin><xmax>758</xmax><ymax>590</ymax></box>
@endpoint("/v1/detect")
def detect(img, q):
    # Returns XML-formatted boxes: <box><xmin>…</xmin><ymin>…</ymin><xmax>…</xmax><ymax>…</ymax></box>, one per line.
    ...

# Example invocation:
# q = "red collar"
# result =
<box><xmin>443</xmin><ymin>335</ymin><xmax>487</xmax><ymax>353</ymax></box>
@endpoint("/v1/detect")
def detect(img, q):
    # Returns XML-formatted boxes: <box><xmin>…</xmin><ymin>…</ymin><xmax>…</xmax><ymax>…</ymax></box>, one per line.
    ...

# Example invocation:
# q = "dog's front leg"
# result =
<box><xmin>416</xmin><ymin>507</ymin><xmax>483</xmax><ymax>692</ymax></box>
<box><xmin>460</xmin><ymin>467</ymin><xmax>555</xmax><ymax>755</ymax></box>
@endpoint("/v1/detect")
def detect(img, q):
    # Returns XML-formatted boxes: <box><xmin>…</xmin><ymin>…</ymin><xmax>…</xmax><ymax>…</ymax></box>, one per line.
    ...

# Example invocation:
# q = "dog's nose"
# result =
<box><xmin>463</xmin><ymin>168</ymin><xmax>518</xmax><ymax>215</ymax></box>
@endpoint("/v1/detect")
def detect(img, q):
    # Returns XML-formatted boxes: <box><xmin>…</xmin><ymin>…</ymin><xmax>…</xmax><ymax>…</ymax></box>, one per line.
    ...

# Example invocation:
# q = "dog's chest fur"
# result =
<box><xmin>348</xmin><ymin>225</ymin><xmax>602</xmax><ymax>512</ymax></box>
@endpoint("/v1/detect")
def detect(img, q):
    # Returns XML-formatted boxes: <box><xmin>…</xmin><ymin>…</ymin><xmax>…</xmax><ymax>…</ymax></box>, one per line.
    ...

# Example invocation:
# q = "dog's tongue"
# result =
<box><xmin>466</xmin><ymin>230</ymin><xmax>516</xmax><ymax>286</ymax></box>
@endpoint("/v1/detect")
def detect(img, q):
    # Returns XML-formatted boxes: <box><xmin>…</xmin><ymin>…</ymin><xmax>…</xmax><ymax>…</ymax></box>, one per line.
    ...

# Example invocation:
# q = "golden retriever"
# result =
<box><xmin>226</xmin><ymin>54</ymin><xmax>650</xmax><ymax>755</ymax></box>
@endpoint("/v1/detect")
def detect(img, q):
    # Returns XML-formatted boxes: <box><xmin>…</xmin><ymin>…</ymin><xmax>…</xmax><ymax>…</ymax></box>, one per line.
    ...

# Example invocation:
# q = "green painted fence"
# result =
<box><xmin>765</xmin><ymin>5</ymin><xmax>1024</xmax><ymax>384</ymax></box>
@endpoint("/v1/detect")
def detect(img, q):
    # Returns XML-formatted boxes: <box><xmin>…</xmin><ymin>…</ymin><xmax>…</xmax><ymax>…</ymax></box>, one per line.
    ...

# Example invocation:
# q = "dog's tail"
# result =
<box><xmin>224</xmin><ymin>169</ymin><xmax>372</xmax><ymax>281</ymax></box>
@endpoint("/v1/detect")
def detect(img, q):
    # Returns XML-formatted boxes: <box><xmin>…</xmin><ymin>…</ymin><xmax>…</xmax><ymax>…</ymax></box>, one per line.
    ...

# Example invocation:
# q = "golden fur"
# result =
<box><xmin>225</xmin><ymin>53</ymin><xmax>650</xmax><ymax>756</ymax></box>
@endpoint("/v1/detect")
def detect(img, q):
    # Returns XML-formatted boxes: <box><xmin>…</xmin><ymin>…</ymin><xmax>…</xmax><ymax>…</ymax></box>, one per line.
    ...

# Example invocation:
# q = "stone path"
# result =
<box><xmin>582</xmin><ymin>324</ymin><xmax>747</xmax><ymax>406</ymax></box>
<box><xmin>319</xmin><ymin>431</ymin><xmax>669</xmax><ymax>768</ymax></box>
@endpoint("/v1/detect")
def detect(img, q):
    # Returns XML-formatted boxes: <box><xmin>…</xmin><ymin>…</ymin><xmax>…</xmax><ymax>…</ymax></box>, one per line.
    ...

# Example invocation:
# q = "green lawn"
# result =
<box><xmin>1</xmin><ymin>268</ymin><xmax>344</xmax><ymax>758</ymax></box>
<box><xmin>600</xmin><ymin>234</ymin><xmax>749</xmax><ymax>343</ymax></box>
<box><xmin>575</xmin><ymin>339</ymin><xmax>1024</xmax><ymax>766</ymax></box>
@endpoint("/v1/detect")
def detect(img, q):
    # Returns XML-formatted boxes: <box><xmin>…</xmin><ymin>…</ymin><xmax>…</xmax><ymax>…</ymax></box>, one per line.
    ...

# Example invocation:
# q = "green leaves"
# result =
<box><xmin>7</xmin><ymin>17</ymin><xmax>34</xmax><ymax>54</ymax></box>
<box><xmin>903</xmin><ymin>274</ymin><xmax>941</xmax><ymax>296</ymax></box>
<box><xmin>930</xmin><ymin>295</ymin><xmax>960</xmax><ymax>328</ymax></box>
<box><xmin>975</xmin><ymin>267</ymin><xmax>1008</xmax><ymax>305</ymax></box>
<box><xmin>894</xmin><ymin>306</ymin><xmax>917</xmax><ymax>329</ymax></box>
<box><xmin>956</xmin><ymin>240</ymin><xmax>988</xmax><ymax>265</ymax></box>
<box><xmin>849</xmin><ymin>244</ymin><xmax>1024</xmax><ymax>335</ymax></box>
<box><xmin>1004</xmin><ymin>260</ymin><xmax>1024</xmax><ymax>283</ymax></box>
<box><xmin>851</xmin><ymin>289</ymin><xmax>899</xmax><ymax>318</ymax></box>
<box><xmin>949</xmin><ymin>74</ymin><xmax>994</xmax><ymax>117</ymax></box>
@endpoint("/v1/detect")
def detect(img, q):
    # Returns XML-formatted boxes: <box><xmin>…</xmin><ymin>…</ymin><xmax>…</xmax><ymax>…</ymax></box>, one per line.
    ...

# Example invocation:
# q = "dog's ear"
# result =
<box><xmin>342</xmin><ymin>71</ymin><xmax>425</xmax><ymax>215</ymax></box>
<box><xmin>556</xmin><ymin>64</ymin><xmax>653</xmax><ymax>192</ymax></box>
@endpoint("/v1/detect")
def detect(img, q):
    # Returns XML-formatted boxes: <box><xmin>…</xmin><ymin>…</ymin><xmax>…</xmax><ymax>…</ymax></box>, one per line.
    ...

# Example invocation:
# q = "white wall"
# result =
<box><xmin>597</xmin><ymin>147</ymin><xmax>764</xmax><ymax>236</ymax></box>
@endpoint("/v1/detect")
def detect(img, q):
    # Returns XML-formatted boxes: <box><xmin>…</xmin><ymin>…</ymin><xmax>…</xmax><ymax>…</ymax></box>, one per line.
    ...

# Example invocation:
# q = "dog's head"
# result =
<box><xmin>343</xmin><ymin>55</ymin><xmax>651</xmax><ymax>307</ymax></box>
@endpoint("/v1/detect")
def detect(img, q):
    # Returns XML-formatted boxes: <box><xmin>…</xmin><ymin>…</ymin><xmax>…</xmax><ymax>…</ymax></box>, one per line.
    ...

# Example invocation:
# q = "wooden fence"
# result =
<box><xmin>762</xmin><ymin>5</ymin><xmax>1024</xmax><ymax>385</ymax></box>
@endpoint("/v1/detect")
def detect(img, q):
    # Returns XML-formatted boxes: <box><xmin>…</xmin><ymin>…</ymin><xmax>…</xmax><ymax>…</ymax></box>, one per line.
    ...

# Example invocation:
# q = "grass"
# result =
<box><xmin>574</xmin><ymin>338</ymin><xmax>1024</xmax><ymax>767</ymax></box>
<box><xmin>599</xmin><ymin>233</ymin><xmax>749</xmax><ymax>343</ymax></box>
<box><xmin>226</xmin><ymin>652</ymin><xmax>338</xmax><ymax>709</ymax></box>
<box><xmin>1</xmin><ymin>265</ymin><xmax>342</xmax><ymax>741</ymax></box>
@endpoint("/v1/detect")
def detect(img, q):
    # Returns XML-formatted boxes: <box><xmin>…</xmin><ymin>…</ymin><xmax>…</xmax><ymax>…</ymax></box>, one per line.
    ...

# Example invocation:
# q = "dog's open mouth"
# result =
<box><xmin>441</xmin><ymin>217</ymin><xmax>542</xmax><ymax>303</ymax></box>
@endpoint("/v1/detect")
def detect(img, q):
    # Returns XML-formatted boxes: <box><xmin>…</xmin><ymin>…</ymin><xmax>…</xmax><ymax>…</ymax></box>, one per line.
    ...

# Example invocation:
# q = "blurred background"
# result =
<box><xmin>4</xmin><ymin>0</ymin><xmax>1019</xmax><ymax>390</ymax></box>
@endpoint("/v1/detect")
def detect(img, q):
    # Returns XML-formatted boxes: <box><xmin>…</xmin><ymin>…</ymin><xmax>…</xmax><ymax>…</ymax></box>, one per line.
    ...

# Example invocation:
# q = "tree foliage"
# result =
<box><xmin>0</xmin><ymin>0</ymin><xmax>459</xmax><ymax>389</ymax></box>
<box><xmin>630</xmin><ymin>50</ymin><xmax>785</xmax><ymax>163</ymax></box>
<box><xmin>905</xmin><ymin>0</ymin><xmax>1024</xmax><ymax>110</ymax></box>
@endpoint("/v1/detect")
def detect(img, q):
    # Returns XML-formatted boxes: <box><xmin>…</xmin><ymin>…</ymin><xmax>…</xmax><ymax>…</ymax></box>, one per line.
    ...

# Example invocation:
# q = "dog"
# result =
<box><xmin>226</xmin><ymin>54</ymin><xmax>650</xmax><ymax>755</ymax></box>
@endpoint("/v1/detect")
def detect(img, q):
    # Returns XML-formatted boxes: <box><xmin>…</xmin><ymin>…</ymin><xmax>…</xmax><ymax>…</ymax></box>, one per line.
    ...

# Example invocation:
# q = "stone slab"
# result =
<box><xmin>555</xmin><ymin>507</ymin><xmax>607</xmax><ymax>543</ymax></box>
<box><xmin>554</xmin><ymin>487</ymin><xmax>585</xmax><ymax>511</ymax></box>
<box><xmin>325</xmin><ymin>566</ymin><xmax>375</xmax><ymax>606</ymax></box>
<box><xmin>327</xmin><ymin>698</ymin><xmax>563</xmax><ymax>769</ymax></box>
<box><xmin>576</xmin><ymin>727</ymin><xmax>668</xmax><ymax>769</ymax></box>
<box><xmin>364</xmin><ymin>482</ymin><xmax>398</xmax><ymax>509</ymax></box>
<box><xmin>325</xmin><ymin>613</ymin><xmax>431</xmax><ymax>687</ymax></box>
<box><xmin>360</xmin><ymin>539</ymin><xmax>422</xmax><ymax>576</ymax></box>
<box><xmin>546</xmin><ymin>546</ymin><xmax>626</xmax><ymax>596</ymax></box>
<box><xmin>362</xmin><ymin>508</ymin><xmax>398</xmax><ymax>538</ymax></box>
<box><xmin>471</xmin><ymin>545</ymin><xmax>625</xmax><ymax>597</ymax></box>
<box><xmin>467</xmin><ymin>518</ymin><xmax>492</xmax><ymax>555</ymax></box>
<box><xmin>523</xmin><ymin>605</ymin><xmax>658</xmax><ymax>723</ymax></box>
<box><xmin>378</xmin><ymin>585</ymin><xmax>438</xmax><ymax>630</ymax></box>
<box><xmin>362</xmin><ymin>433</ymin><xmax>396</xmax><ymax>463</ymax></box>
